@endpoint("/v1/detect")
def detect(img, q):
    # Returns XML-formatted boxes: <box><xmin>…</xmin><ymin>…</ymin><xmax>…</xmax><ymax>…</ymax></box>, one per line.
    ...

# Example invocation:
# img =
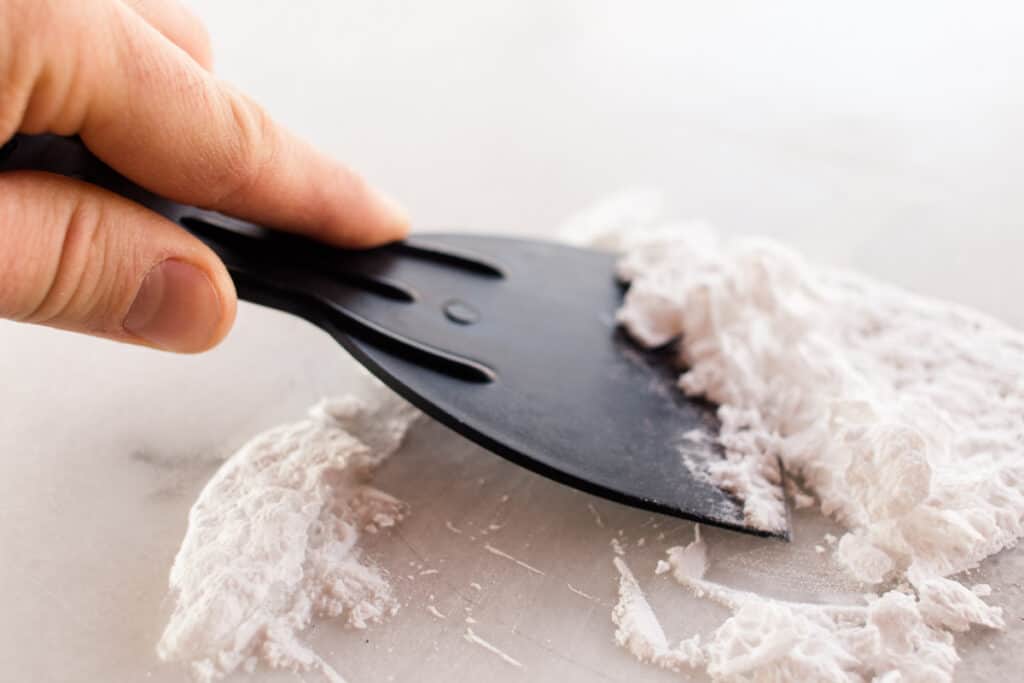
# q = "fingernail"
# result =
<box><xmin>125</xmin><ymin>260</ymin><xmax>222</xmax><ymax>352</ymax></box>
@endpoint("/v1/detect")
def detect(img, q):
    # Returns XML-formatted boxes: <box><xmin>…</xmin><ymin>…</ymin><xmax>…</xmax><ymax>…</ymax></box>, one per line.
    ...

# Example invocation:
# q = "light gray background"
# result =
<box><xmin>1</xmin><ymin>1</ymin><xmax>1022</xmax><ymax>681</ymax></box>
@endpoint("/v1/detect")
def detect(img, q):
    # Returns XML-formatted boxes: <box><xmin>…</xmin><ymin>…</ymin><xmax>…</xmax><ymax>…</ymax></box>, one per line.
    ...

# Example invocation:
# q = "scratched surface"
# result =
<box><xmin>2</xmin><ymin>1</ymin><xmax>1024</xmax><ymax>680</ymax></box>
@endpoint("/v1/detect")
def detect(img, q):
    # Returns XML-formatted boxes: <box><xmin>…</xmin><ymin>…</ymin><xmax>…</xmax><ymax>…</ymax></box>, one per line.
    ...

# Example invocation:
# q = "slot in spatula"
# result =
<box><xmin>1</xmin><ymin>134</ymin><xmax>789</xmax><ymax>539</ymax></box>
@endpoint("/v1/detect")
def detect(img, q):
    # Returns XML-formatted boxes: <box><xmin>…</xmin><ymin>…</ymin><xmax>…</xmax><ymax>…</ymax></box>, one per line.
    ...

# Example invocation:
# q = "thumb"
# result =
<box><xmin>0</xmin><ymin>171</ymin><xmax>236</xmax><ymax>352</ymax></box>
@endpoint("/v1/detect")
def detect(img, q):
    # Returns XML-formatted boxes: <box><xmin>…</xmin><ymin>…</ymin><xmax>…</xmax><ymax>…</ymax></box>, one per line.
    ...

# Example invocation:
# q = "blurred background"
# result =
<box><xmin>193</xmin><ymin>0</ymin><xmax>1024</xmax><ymax>321</ymax></box>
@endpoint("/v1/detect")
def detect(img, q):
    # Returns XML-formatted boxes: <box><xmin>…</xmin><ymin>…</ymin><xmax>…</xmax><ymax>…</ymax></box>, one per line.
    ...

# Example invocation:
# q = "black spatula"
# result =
<box><xmin>1</xmin><ymin>134</ymin><xmax>788</xmax><ymax>539</ymax></box>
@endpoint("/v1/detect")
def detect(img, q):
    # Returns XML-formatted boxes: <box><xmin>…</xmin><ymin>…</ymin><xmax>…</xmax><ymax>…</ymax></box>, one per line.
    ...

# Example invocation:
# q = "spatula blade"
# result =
<box><xmin>0</xmin><ymin>134</ymin><xmax>788</xmax><ymax>538</ymax></box>
<box><xmin>311</xmin><ymin>234</ymin><xmax>789</xmax><ymax>539</ymax></box>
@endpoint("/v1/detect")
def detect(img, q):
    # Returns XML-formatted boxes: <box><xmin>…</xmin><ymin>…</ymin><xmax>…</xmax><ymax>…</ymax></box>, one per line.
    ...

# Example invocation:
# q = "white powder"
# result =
<box><xmin>157</xmin><ymin>390</ymin><xmax>419</xmax><ymax>682</ymax></box>
<box><xmin>616</xmin><ymin>227</ymin><xmax>1024</xmax><ymax>582</ymax></box>
<box><xmin>463</xmin><ymin>628</ymin><xmax>524</xmax><ymax>668</ymax></box>
<box><xmin>483</xmin><ymin>544</ymin><xmax>545</xmax><ymax>576</ymax></box>
<box><xmin>652</xmin><ymin>527</ymin><xmax>961</xmax><ymax>682</ymax></box>
<box><xmin>610</xmin><ymin>526</ymin><xmax>965</xmax><ymax>681</ymax></box>
<box><xmin>567</xmin><ymin>583</ymin><xmax>600</xmax><ymax>602</ymax></box>
<box><xmin>612</xmin><ymin>557</ymin><xmax>705</xmax><ymax>671</ymax></box>
<box><xmin>665</xmin><ymin>525</ymin><xmax>707</xmax><ymax>582</ymax></box>
<box><xmin>585</xmin><ymin>206</ymin><xmax>1023</xmax><ymax>680</ymax></box>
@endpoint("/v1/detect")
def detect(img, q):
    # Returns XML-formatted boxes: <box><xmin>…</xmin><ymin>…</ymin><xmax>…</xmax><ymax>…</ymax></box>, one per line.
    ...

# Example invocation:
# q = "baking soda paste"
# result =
<box><xmin>583</xmin><ymin>200</ymin><xmax>1023</xmax><ymax>681</ymax></box>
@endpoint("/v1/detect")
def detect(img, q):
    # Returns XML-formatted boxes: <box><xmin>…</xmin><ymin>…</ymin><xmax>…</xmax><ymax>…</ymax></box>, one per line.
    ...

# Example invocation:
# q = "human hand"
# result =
<box><xmin>0</xmin><ymin>0</ymin><xmax>409</xmax><ymax>352</ymax></box>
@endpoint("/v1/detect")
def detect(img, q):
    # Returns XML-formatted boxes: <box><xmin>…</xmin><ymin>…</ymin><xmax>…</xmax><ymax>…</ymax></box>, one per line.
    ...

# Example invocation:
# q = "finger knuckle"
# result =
<box><xmin>0</xmin><ymin>187</ymin><xmax>37</xmax><ymax>319</ymax></box>
<box><xmin>112</xmin><ymin>5</ymin><xmax>191</xmax><ymax>93</ymax></box>
<box><xmin>22</xmin><ymin>196</ymin><xmax>122</xmax><ymax>331</ymax></box>
<box><xmin>208</xmin><ymin>89</ymin><xmax>277</xmax><ymax>207</ymax></box>
<box><xmin>183</xmin><ymin>14</ymin><xmax>214</xmax><ymax>69</ymax></box>
<box><xmin>0</xmin><ymin>0</ymin><xmax>51</xmax><ymax>140</ymax></box>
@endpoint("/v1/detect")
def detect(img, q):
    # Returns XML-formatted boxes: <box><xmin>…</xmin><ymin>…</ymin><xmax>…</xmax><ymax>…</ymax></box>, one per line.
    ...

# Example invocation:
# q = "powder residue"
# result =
<box><xmin>652</xmin><ymin>528</ymin><xmax>961</xmax><ymax>682</ymax></box>
<box><xmin>157</xmin><ymin>391</ymin><xmax>419</xmax><ymax>682</ymax></box>
<box><xmin>483</xmin><ymin>544</ymin><xmax>545</xmax><ymax>576</ymax></box>
<box><xmin>567</xmin><ymin>583</ymin><xmax>600</xmax><ymax>602</ymax></box>
<box><xmin>664</xmin><ymin>525</ymin><xmax>707</xmax><ymax>583</ymax></box>
<box><xmin>612</xmin><ymin>557</ymin><xmax>704</xmax><ymax>671</ymax></box>
<box><xmin>616</xmin><ymin>227</ymin><xmax>1024</xmax><ymax>583</ymax></box>
<box><xmin>581</xmin><ymin>207</ymin><xmax>1024</xmax><ymax>681</ymax></box>
<box><xmin>463</xmin><ymin>628</ymin><xmax>524</xmax><ymax>668</ymax></box>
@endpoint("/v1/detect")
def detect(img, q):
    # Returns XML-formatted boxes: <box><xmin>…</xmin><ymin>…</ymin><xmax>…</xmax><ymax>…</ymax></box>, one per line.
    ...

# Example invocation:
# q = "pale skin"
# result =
<box><xmin>0</xmin><ymin>0</ymin><xmax>410</xmax><ymax>352</ymax></box>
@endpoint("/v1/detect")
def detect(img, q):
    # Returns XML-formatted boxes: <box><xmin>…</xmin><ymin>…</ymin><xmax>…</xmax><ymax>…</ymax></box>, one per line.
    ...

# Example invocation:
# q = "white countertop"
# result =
<box><xmin>2</xmin><ymin>1</ymin><xmax>1023</xmax><ymax>681</ymax></box>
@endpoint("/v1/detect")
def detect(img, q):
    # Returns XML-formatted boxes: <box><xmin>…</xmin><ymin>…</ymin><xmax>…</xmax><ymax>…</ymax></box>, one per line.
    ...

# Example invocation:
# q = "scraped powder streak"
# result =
<box><xmin>586</xmin><ymin>202</ymin><xmax>1024</xmax><ymax>681</ymax></box>
<box><xmin>157</xmin><ymin>390</ymin><xmax>419</xmax><ymax>682</ymax></box>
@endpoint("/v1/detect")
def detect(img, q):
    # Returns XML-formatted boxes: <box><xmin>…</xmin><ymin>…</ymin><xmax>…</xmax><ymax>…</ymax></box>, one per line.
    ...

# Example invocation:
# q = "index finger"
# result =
<box><xmin>55</xmin><ymin>2</ymin><xmax>408</xmax><ymax>247</ymax></box>
<box><xmin>122</xmin><ymin>0</ymin><xmax>215</xmax><ymax>70</ymax></box>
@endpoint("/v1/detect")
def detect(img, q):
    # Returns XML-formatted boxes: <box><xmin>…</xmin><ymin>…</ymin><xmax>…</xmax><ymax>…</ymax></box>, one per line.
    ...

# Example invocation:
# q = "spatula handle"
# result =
<box><xmin>0</xmin><ymin>135</ymin><xmax>380</xmax><ymax>321</ymax></box>
<box><xmin>0</xmin><ymin>134</ymin><xmax>495</xmax><ymax>381</ymax></box>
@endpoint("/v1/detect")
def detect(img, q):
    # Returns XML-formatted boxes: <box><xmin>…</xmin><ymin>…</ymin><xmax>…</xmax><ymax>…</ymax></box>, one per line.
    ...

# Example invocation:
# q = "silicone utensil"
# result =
<box><xmin>0</xmin><ymin>134</ymin><xmax>788</xmax><ymax>538</ymax></box>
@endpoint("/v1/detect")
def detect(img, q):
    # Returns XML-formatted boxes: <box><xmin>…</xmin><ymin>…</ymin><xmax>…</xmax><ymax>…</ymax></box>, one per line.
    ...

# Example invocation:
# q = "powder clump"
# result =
<box><xmin>649</xmin><ymin>528</ymin><xmax>962</xmax><ymax>683</ymax></box>
<box><xmin>583</xmin><ymin>206</ymin><xmax>1024</xmax><ymax>681</ymax></box>
<box><xmin>157</xmin><ymin>390</ymin><xmax>419</xmax><ymax>682</ymax></box>
<box><xmin>612</xmin><ymin>556</ymin><xmax>704</xmax><ymax>671</ymax></box>
<box><xmin>616</xmin><ymin>228</ymin><xmax>1024</xmax><ymax>586</ymax></box>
